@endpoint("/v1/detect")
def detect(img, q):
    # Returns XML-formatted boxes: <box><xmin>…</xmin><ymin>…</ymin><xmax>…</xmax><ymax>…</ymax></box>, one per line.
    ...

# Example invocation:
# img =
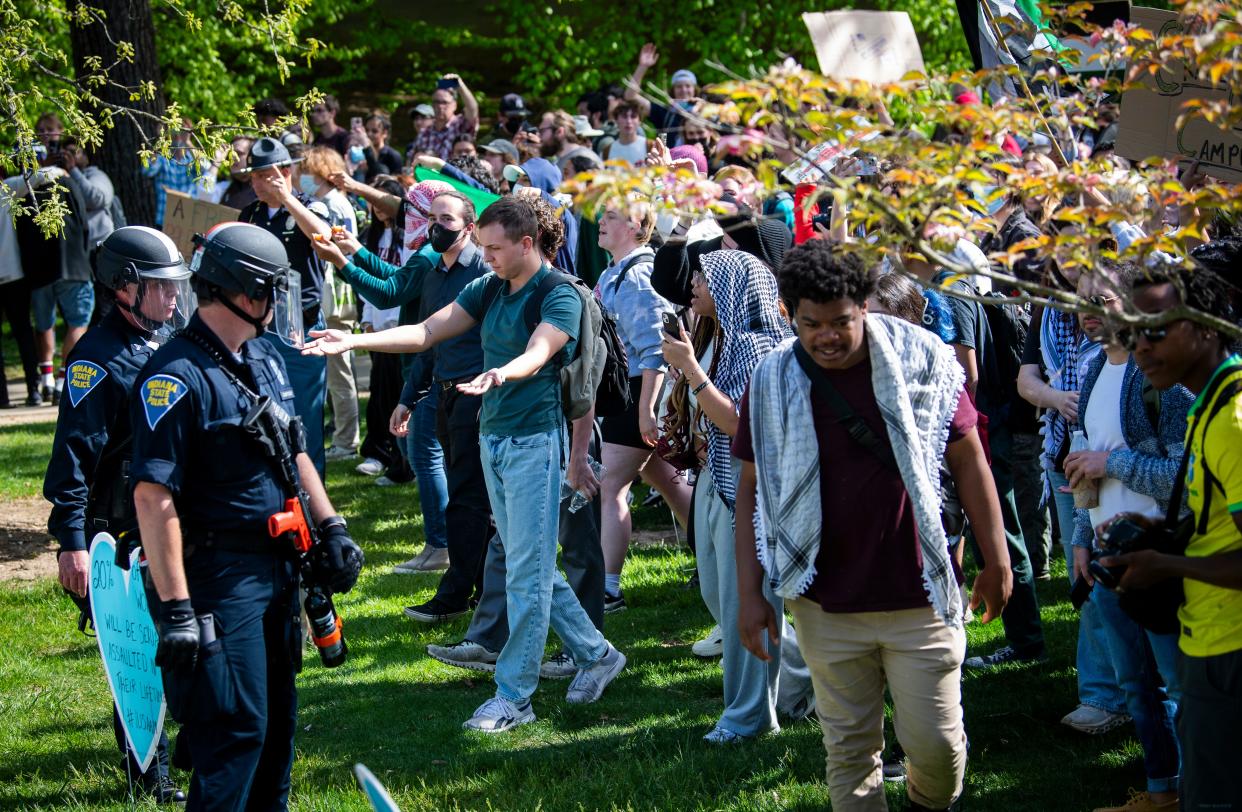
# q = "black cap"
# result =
<box><xmin>499</xmin><ymin>93</ymin><xmax>528</xmax><ymax>119</ymax></box>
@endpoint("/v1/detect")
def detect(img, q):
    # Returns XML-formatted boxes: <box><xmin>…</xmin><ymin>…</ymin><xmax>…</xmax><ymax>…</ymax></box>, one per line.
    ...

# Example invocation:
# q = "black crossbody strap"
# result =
<box><xmin>793</xmin><ymin>342</ymin><xmax>899</xmax><ymax>473</ymax></box>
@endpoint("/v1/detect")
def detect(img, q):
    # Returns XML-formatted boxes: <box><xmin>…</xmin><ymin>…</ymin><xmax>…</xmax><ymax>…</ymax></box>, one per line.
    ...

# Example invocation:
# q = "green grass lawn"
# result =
<box><xmin>1</xmin><ymin>421</ymin><xmax>1156</xmax><ymax>811</ymax></box>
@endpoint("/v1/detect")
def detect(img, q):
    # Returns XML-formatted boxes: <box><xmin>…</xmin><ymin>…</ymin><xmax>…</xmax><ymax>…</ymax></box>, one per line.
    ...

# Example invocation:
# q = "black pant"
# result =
<box><xmin>431</xmin><ymin>386</ymin><xmax>493</xmax><ymax>608</ymax></box>
<box><xmin>1180</xmin><ymin>647</ymin><xmax>1242</xmax><ymax>810</ymax></box>
<box><xmin>358</xmin><ymin>350</ymin><xmax>403</xmax><ymax>467</ymax></box>
<box><xmin>0</xmin><ymin>278</ymin><xmax>38</xmax><ymax>404</ymax></box>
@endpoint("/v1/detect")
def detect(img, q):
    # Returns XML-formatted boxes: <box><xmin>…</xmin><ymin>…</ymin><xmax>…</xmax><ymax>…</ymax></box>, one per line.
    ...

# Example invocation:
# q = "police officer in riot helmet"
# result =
<box><xmin>130</xmin><ymin>222</ymin><xmax>362</xmax><ymax>810</ymax></box>
<box><xmin>43</xmin><ymin>225</ymin><xmax>192</xmax><ymax>803</ymax></box>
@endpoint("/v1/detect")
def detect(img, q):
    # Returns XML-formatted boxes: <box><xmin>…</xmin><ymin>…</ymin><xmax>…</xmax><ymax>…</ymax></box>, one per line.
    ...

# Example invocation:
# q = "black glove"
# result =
<box><xmin>155</xmin><ymin>599</ymin><xmax>199</xmax><ymax>671</ymax></box>
<box><xmin>310</xmin><ymin>516</ymin><xmax>363</xmax><ymax>594</ymax></box>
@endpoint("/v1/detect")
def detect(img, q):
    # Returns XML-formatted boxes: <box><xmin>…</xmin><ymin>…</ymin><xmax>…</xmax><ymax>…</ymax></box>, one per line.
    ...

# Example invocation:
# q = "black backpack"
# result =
<box><xmin>980</xmin><ymin>290</ymin><xmax>1031</xmax><ymax>420</ymax></box>
<box><xmin>481</xmin><ymin>271</ymin><xmax>631</xmax><ymax>419</ymax></box>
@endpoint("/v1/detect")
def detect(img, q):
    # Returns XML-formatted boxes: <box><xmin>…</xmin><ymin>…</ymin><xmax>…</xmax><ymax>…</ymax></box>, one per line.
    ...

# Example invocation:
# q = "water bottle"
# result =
<box><xmin>1068</xmin><ymin>430</ymin><xmax>1099</xmax><ymax>509</ymax></box>
<box><xmin>561</xmin><ymin>458</ymin><xmax>606</xmax><ymax>514</ymax></box>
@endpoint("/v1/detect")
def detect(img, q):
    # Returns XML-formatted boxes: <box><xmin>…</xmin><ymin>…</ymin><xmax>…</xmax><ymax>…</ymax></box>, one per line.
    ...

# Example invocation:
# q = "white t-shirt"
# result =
<box><xmin>607</xmin><ymin>137</ymin><xmax>648</xmax><ymax>167</ymax></box>
<box><xmin>1085</xmin><ymin>359</ymin><xmax>1160</xmax><ymax>532</ymax></box>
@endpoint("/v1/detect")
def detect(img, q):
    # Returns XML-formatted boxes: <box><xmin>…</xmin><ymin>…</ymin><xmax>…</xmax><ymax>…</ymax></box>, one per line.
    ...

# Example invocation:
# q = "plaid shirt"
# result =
<box><xmin>142</xmin><ymin>153</ymin><xmax>206</xmax><ymax>226</ymax></box>
<box><xmin>411</xmin><ymin>115</ymin><xmax>477</xmax><ymax>162</ymax></box>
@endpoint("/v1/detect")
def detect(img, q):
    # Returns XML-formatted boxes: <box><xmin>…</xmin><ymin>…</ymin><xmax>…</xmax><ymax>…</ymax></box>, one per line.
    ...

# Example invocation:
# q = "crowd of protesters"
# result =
<box><xmin>13</xmin><ymin>36</ymin><xmax>1242</xmax><ymax>812</ymax></box>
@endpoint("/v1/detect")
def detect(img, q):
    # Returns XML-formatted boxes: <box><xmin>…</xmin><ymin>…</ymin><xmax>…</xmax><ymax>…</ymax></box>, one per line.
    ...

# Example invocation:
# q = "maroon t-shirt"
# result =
<box><xmin>733</xmin><ymin>354</ymin><xmax>976</xmax><ymax>613</ymax></box>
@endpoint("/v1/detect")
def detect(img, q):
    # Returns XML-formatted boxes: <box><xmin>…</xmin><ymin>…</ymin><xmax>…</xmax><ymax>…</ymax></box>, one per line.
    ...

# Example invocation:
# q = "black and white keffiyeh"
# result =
<box><xmin>701</xmin><ymin>249</ymin><xmax>793</xmax><ymax>509</ymax></box>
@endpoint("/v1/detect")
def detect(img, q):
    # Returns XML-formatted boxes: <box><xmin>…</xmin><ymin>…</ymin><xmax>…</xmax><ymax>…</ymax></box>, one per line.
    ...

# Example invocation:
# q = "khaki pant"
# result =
<box><xmin>788</xmin><ymin>598</ymin><xmax>967</xmax><ymax>811</ymax></box>
<box><xmin>322</xmin><ymin>266</ymin><xmax>359</xmax><ymax>452</ymax></box>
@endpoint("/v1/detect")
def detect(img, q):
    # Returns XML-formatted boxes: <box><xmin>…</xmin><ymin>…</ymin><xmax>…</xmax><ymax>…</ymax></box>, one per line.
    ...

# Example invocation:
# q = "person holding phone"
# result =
<box><xmin>593</xmin><ymin>201</ymin><xmax>691</xmax><ymax>614</ymax></box>
<box><xmin>412</xmin><ymin>74</ymin><xmax>480</xmax><ymax>162</ymax></box>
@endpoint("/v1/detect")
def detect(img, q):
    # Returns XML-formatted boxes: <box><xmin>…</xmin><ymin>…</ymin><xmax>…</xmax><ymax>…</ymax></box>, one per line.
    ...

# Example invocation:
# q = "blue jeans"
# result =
<box><xmin>1050</xmin><ymin>469</ymin><xmax>1125</xmax><ymax>714</ymax></box>
<box><xmin>1092</xmin><ymin>583</ymin><xmax>1182</xmax><ymax>793</ymax></box>
<box><xmin>481</xmin><ymin>428</ymin><xmax>607</xmax><ymax>705</ymax></box>
<box><xmin>407</xmin><ymin>389</ymin><xmax>448</xmax><ymax>550</ymax></box>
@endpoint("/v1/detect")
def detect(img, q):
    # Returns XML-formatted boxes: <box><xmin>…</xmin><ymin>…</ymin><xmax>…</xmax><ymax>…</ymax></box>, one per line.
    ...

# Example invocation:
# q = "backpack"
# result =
<box><xmin>481</xmin><ymin>271</ymin><xmax>631</xmax><ymax>420</ymax></box>
<box><xmin>979</xmin><ymin>290</ymin><xmax>1031</xmax><ymax>422</ymax></box>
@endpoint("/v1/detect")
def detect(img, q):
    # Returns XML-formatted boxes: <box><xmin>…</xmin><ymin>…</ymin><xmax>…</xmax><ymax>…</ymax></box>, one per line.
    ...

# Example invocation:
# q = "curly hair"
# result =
<box><xmin>778</xmin><ymin>239</ymin><xmax>876</xmax><ymax>311</ymax></box>
<box><xmin>447</xmin><ymin>154</ymin><xmax>499</xmax><ymax>195</ymax></box>
<box><xmin>527</xmin><ymin>195</ymin><xmax>565</xmax><ymax>262</ymax></box>
<box><xmin>1135</xmin><ymin>261</ymin><xmax>1239</xmax><ymax>348</ymax></box>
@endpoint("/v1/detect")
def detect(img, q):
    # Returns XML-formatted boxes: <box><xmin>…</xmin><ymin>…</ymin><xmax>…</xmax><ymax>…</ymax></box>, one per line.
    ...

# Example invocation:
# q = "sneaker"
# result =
<box><xmin>403</xmin><ymin>599</ymin><xmax>469</xmax><ymax>624</ymax></box>
<box><xmin>375</xmin><ymin>475</ymin><xmax>404</xmax><ymax>487</ymax></box>
<box><xmin>52</xmin><ymin>377</ymin><xmax>63</xmax><ymax>405</ymax></box>
<box><xmin>392</xmin><ymin>546</ymin><xmax>450</xmax><ymax>574</ymax></box>
<box><xmin>25</xmin><ymin>391</ymin><xmax>42</xmax><ymax>407</ymax></box>
<box><xmin>427</xmin><ymin>639</ymin><xmax>499</xmax><ymax>672</ymax></box>
<box><xmin>781</xmin><ymin>693</ymin><xmax>816</xmax><ymax>723</ymax></box>
<box><xmin>565</xmin><ymin>643</ymin><xmax>626</xmax><ymax>704</ymax></box>
<box><xmin>324</xmin><ymin>445</ymin><xmax>357</xmax><ymax>461</ymax></box>
<box><xmin>1061</xmin><ymin>704</ymin><xmax>1132</xmax><ymax>735</ymax></box>
<box><xmin>691</xmin><ymin>625</ymin><xmax>723</xmax><ymax>658</ymax></box>
<box><xmin>126</xmin><ymin>762</ymin><xmax>185</xmax><ymax>805</ymax></box>
<box><xmin>702</xmin><ymin>725</ymin><xmax>747</xmax><ymax>745</ymax></box>
<box><xmin>539</xmin><ymin>651</ymin><xmax>577</xmax><ymax>680</ymax></box>
<box><xmin>963</xmin><ymin>645</ymin><xmax>1048</xmax><ymax>669</ymax></box>
<box><xmin>40</xmin><ymin>380</ymin><xmax>53</xmax><ymax>402</ymax></box>
<box><xmin>355</xmin><ymin>457</ymin><xmax>385</xmax><ymax>476</ymax></box>
<box><xmin>641</xmin><ymin>489</ymin><xmax>664</xmax><ymax>508</ymax></box>
<box><xmin>1093</xmin><ymin>789</ymin><xmax>1179</xmax><ymax>812</ymax></box>
<box><xmin>604</xmin><ymin>590</ymin><xmax>627</xmax><ymax>614</ymax></box>
<box><xmin>882</xmin><ymin>756</ymin><xmax>906</xmax><ymax>783</ymax></box>
<box><xmin>463</xmin><ymin>696</ymin><xmax>535</xmax><ymax>733</ymax></box>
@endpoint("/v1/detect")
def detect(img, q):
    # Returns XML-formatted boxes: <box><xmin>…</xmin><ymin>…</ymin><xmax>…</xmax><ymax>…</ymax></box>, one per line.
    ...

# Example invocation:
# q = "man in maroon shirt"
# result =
<box><xmin>734</xmin><ymin>242</ymin><xmax>1012</xmax><ymax>812</ymax></box>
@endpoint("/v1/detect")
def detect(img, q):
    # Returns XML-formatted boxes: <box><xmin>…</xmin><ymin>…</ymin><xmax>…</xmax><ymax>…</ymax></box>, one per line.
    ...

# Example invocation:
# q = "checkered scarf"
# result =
<box><xmin>701</xmin><ymin>249</ymin><xmax>793</xmax><ymax>510</ymax></box>
<box><xmin>748</xmin><ymin>316</ymin><xmax>966</xmax><ymax>627</ymax></box>
<box><xmin>403</xmin><ymin>180</ymin><xmax>454</xmax><ymax>250</ymax></box>
<box><xmin>1039</xmin><ymin>308</ymin><xmax>1097</xmax><ymax>465</ymax></box>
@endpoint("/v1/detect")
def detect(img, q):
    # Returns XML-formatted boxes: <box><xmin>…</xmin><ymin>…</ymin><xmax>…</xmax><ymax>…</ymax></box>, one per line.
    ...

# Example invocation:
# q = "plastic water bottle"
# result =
<box><xmin>562</xmin><ymin>458</ymin><xmax>605</xmax><ymax>513</ymax></box>
<box><xmin>1069</xmin><ymin>430</ymin><xmax>1099</xmax><ymax>509</ymax></box>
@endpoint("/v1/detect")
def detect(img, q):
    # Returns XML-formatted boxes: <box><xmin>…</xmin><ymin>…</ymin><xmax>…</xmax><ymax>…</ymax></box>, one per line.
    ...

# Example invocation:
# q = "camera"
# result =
<box><xmin>1088</xmin><ymin>517</ymin><xmax>1152</xmax><ymax>589</ymax></box>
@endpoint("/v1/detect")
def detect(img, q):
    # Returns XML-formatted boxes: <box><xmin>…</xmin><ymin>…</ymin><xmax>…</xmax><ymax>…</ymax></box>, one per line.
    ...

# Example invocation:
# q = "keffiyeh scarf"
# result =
<box><xmin>701</xmin><ymin>249</ymin><xmax>793</xmax><ymax>510</ymax></box>
<box><xmin>1039</xmin><ymin>308</ymin><xmax>1098</xmax><ymax>467</ymax></box>
<box><xmin>403</xmin><ymin>180</ymin><xmax>454</xmax><ymax>250</ymax></box>
<box><xmin>748</xmin><ymin>316</ymin><xmax>966</xmax><ymax>627</ymax></box>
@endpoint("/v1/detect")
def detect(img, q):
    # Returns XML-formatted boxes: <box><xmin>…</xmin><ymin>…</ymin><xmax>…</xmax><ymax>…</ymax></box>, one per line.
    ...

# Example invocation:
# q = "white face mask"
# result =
<box><xmin>299</xmin><ymin>174</ymin><xmax>320</xmax><ymax>197</ymax></box>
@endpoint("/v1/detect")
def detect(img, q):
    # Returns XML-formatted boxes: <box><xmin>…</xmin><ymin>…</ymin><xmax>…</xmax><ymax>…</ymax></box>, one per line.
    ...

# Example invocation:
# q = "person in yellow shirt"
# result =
<box><xmin>1102</xmin><ymin>261</ymin><xmax>1241</xmax><ymax>812</ymax></box>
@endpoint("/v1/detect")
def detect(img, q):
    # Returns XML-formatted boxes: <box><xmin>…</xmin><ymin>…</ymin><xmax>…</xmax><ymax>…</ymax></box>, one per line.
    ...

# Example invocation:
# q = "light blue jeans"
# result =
<box><xmin>1092</xmin><ymin>583</ymin><xmax>1182</xmax><ymax>793</ymax></box>
<box><xmin>481</xmin><ymin>427</ymin><xmax>608</xmax><ymax>705</ymax></box>
<box><xmin>1050</xmin><ymin>469</ymin><xmax>1125</xmax><ymax>714</ymax></box>
<box><xmin>695</xmin><ymin>463</ymin><xmax>814</xmax><ymax>736</ymax></box>
<box><xmin>407</xmin><ymin>388</ymin><xmax>448</xmax><ymax>549</ymax></box>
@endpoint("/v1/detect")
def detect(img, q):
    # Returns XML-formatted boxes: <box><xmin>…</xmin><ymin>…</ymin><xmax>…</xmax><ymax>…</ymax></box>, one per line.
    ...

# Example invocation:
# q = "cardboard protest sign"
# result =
<box><xmin>355</xmin><ymin>764</ymin><xmax>402</xmax><ymax>812</ymax></box>
<box><xmin>801</xmin><ymin>11</ymin><xmax>926</xmax><ymax>84</ymax></box>
<box><xmin>161</xmin><ymin>189</ymin><xmax>239</xmax><ymax>261</ymax></box>
<box><xmin>1115</xmin><ymin>7</ymin><xmax>1242</xmax><ymax>181</ymax></box>
<box><xmin>87</xmin><ymin>533</ymin><xmax>165</xmax><ymax>773</ymax></box>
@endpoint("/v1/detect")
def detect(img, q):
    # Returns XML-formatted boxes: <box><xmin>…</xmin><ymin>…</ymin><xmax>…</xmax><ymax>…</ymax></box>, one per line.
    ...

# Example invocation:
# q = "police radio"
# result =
<box><xmin>242</xmin><ymin>395</ymin><xmax>349</xmax><ymax>668</ymax></box>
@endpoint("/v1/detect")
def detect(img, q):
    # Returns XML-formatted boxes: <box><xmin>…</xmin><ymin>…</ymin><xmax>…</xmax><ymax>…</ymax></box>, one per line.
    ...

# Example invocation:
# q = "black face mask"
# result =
<box><xmin>428</xmin><ymin>223</ymin><xmax>462</xmax><ymax>253</ymax></box>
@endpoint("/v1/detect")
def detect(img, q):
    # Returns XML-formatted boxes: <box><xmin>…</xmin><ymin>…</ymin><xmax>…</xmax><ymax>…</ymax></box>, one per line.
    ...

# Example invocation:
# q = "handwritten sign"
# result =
<box><xmin>355</xmin><ymin>764</ymin><xmax>402</xmax><ymax>812</ymax></box>
<box><xmin>87</xmin><ymin>533</ymin><xmax>165</xmax><ymax>774</ymax></box>
<box><xmin>801</xmin><ymin>11</ymin><xmax>926</xmax><ymax>84</ymax></box>
<box><xmin>1115</xmin><ymin>7</ymin><xmax>1242</xmax><ymax>182</ymax></box>
<box><xmin>161</xmin><ymin>189</ymin><xmax>238</xmax><ymax>263</ymax></box>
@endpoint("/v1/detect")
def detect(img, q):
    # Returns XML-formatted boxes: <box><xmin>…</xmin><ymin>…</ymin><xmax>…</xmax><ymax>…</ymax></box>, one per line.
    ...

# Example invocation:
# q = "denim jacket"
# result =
<box><xmin>595</xmin><ymin>248</ymin><xmax>673</xmax><ymax>377</ymax></box>
<box><xmin>1071</xmin><ymin>353</ymin><xmax>1194</xmax><ymax>549</ymax></box>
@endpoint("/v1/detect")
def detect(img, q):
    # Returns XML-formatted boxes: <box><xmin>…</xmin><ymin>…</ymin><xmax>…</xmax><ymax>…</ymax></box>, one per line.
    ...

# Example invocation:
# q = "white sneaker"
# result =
<box><xmin>539</xmin><ymin>651</ymin><xmax>576</xmax><ymax>680</ymax></box>
<box><xmin>324</xmin><ymin>445</ymin><xmax>357</xmax><ymax>461</ymax></box>
<box><xmin>463</xmin><ymin>696</ymin><xmax>535</xmax><ymax>733</ymax></box>
<box><xmin>691</xmin><ymin>625</ymin><xmax>723</xmax><ymax>658</ymax></box>
<box><xmin>427</xmin><ymin>640</ymin><xmax>499</xmax><ymax>672</ymax></box>
<box><xmin>703</xmin><ymin>725</ymin><xmax>748</xmax><ymax>744</ymax></box>
<box><xmin>355</xmin><ymin>458</ymin><xmax>384</xmax><ymax>476</ymax></box>
<box><xmin>374</xmin><ymin>475</ymin><xmax>404</xmax><ymax>487</ymax></box>
<box><xmin>566</xmin><ymin>643</ymin><xmax>625</xmax><ymax>704</ymax></box>
<box><xmin>392</xmin><ymin>546</ymin><xmax>449</xmax><ymax>573</ymax></box>
<box><xmin>1061</xmin><ymin>704</ymin><xmax>1132</xmax><ymax>735</ymax></box>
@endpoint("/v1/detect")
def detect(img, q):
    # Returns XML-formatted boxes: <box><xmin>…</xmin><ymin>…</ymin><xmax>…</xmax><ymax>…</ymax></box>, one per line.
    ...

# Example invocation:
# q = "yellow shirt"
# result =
<box><xmin>1179</xmin><ymin>354</ymin><xmax>1242</xmax><ymax>657</ymax></box>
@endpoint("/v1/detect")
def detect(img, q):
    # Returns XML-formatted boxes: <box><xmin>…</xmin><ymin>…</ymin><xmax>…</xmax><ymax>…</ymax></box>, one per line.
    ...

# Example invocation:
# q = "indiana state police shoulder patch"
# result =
<box><xmin>66</xmin><ymin>361</ymin><xmax>108</xmax><ymax>408</ymax></box>
<box><xmin>141</xmin><ymin>374</ymin><xmax>189</xmax><ymax>429</ymax></box>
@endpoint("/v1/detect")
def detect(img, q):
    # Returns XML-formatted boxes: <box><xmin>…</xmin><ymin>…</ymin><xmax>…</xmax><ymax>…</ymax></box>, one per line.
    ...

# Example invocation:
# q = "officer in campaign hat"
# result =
<box><xmin>43</xmin><ymin>225</ymin><xmax>194</xmax><ymax>803</ymax></box>
<box><xmin>237</xmin><ymin>136</ymin><xmax>335</xmax><ymax>474</ymax></box>
<box><xmin>131</xmin><ymin>221</ymin><xmax>362</xmax><ymax>810</ymax></box>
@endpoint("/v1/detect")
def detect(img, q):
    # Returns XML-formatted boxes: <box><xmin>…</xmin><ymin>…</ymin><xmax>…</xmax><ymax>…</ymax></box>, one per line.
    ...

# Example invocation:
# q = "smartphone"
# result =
<box><xmin>436</xmin><ymin>77</ymin><xmax>460</xmax><ymax>91</ymax></box>
<box><xmin>661</xmin><ymin>312</ymin><xmax>681</xmax><ymax>338</ymax></box>
<box><xmin>350</xmin><ymin>116</ymin><xmax>363</xmax><ymax>130</ymax></box>
<box><xmin>1070</xmin><ymin>575</ymin><xmax>1093</xmax><ymax>611</ymax></box>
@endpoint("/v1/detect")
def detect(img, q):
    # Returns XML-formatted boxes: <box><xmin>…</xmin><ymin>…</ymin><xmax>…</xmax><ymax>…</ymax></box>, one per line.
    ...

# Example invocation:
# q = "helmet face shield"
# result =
<box><xmin>135</xmin><ymin>276</ymin><xmax>197</xmax><ymax>333</ymax></box>
<box><xmin>270</xmin><ymin>270</ymin><xmax>303</xmax><ymax>348</ymax></box>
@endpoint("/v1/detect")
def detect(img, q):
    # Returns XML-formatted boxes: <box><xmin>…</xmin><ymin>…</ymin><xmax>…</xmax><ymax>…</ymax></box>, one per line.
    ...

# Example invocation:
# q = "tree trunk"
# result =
<box><xmin>67</xmin><ymin>0</ymin><xmax>166</xmax><ymax>227</ymax></box>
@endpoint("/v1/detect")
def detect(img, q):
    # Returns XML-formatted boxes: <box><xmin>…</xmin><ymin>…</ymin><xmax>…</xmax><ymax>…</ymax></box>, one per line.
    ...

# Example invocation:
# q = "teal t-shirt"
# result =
<box><xmin>456</xmin><ymin>265</ymin><xmax>581</xmax><ymax>437</ymax></box>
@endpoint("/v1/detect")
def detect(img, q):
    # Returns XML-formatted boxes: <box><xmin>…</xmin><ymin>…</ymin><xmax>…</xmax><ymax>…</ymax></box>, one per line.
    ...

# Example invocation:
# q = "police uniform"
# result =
<box><xmin>43</xmin><ymin>306</ymin><xmax>176</xmax><ymax>786</ymax></box>
<box><xmin>130</xmin><ymin>311</ymin><xmax>303</xmax><ymax>810</ymax></box>
<box><xmin>238</xmin><ymin>193</ymin><xmax>331</xmax><ymax>474</ymax></box>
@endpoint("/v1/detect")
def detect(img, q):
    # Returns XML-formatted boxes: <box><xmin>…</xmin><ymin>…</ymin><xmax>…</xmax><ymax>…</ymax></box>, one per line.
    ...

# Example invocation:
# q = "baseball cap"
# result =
<box><xmin>502</xmin><ymin>164</ymin><xmax>527</xmax><ymax>184</ymax></box>
<box><xmin>480</xmin><ymin>138</ymin><xmax>520</xmax><ymax>162</ymax></box>
<box><xmin>572</xmin><ymin>115</ymin><xmax>605</xmax><ymax>138</ymax></box>
<box><xmin>411</xmin><ymin>103</ymin><xmax>434</xmax><ymax>119</ymax></box>
<box><xmin>499</xmin><ymin>93</ymin><xmax>528</xmax><ymax>119</ymax></box>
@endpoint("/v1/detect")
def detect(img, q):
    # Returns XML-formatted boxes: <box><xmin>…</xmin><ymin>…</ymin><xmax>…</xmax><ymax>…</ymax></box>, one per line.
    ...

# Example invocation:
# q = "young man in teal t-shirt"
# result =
<box><xmin>303</xmin><ymin>196</ymin><xmax>625</xmax><ymax>732</ymax></box>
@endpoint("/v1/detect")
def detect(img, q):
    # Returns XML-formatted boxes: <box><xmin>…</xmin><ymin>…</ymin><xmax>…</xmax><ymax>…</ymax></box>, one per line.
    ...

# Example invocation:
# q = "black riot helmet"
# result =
<box><xmin>189</xmin><ymin>222</ymin><xmax>303</xmax><ymax>346</ymax></box>
<box><xmin>93</xmin><ymin>226</ymin><xmax>195</xmax><ymax>332</ymax></box>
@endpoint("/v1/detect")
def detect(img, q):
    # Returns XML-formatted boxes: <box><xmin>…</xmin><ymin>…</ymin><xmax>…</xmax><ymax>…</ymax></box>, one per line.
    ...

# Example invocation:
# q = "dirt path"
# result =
<box><xmin>0</xmin><ymin>496</ymin><xmax>56</xmax><ymax>583</ymax></box>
